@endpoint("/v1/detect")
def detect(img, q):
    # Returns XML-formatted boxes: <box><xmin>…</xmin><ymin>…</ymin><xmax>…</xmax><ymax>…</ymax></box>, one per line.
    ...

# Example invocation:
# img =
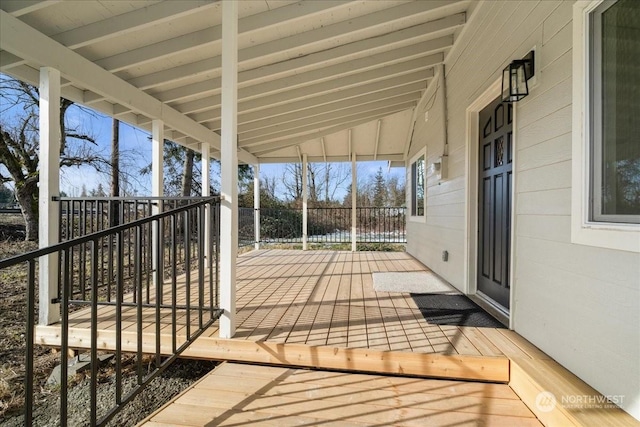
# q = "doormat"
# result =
<box><xmin>411</xmin><ymin>293</ymin><xmax>506</xmax><ymax>328</ymax></box>
<box><xmin>372</xmin><ymin>271</ymin><xmax>461</xmax><ymax>295</ymax></box>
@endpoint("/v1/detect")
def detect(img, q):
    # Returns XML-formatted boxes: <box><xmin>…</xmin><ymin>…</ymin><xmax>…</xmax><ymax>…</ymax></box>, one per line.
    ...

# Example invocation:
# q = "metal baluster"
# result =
<box><xmin>171</xmin><ymin>214</ymin><xmax>177</xmax><ymax>353</ymax></box>
<box><xmin>135</xmin><ymin>226</ymin><xmax>143</xmax><ymax>385</ymax></box>
<box><xmin>155</xmin><ymin>217</ymin><xmax>162</xmax><ymax>368</ymax></box>
<box><xmin>184</xmin><ymin>210</ymin><xmax>191</xmax><ymax>340</ymax></box>
<box><xmin>24</xmin><ymin>260</ymin><xmax>35</xmax><ymax>427</ymax></box>
<box><xmin>90</xmin><ymin>240</ymin><xmax>98</xmax><ymax>424</ymax></box>
<box><xmin>198</xmin><ymin>205</ymin><xmax>204</xmax><ymax>329</ymax></box>
<box><xmin>60</xmin><ymin>249</ymin><xmax>70</xmax><ymax>426</ymax></box>
<box><xmin>208</xmin><ymin>201</ymin><xmax>214</xmax><ymax>319</ymax></box>
<box><xmin>215</xmin><ymin>202</ymin><xmax>220</xmax><ymax>308</ymax></box>
<box><xmin>115</xmin><ymin>230</ymin><xmax>123</xmax><ymax>405</ymax></box>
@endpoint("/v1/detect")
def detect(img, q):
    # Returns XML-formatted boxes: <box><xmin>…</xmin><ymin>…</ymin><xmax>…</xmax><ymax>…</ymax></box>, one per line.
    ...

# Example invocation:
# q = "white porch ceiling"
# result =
<box><xmin>0</xmin><ymin>0</ymin><xmax>472</xmax><ymax>164</ymax></box>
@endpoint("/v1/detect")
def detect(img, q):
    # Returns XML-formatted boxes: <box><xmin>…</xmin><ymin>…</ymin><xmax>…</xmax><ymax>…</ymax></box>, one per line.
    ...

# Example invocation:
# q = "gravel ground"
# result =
<box><xmin>1</xmin><ymin>217</ymin><xmax>217</xmax><ymax>426</ymax></box>
<box><xmin>1</xmin><ymin>357</ymin><xmax>217</xmax><ymax>427</ymax></box>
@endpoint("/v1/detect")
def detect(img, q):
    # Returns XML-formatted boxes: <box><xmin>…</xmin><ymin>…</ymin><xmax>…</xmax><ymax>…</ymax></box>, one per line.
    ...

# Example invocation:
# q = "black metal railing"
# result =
<box><xmin>257</xmin><ymin>206</ymin><xmax>406</xmax><ymax>244</ymax></box>
<box><xmin>57</xmin><ymin>197</ymin><xmax>209</xmax><ymax>235</ymax></box>
<box><xmin>57</xmin><ymin>196</ymin><xmax>213</xmax><ymax>301</ymax></box>
<box><xmin>355</xmin><ymin>206</ymin><xmax>406</xmax><ymax>243</ymax></box>
<box><xmin>0</xmin><ymin>196</ymin><xmax>222</xmax><ymax>427</ymax></box>
<box><xmin>238</xmin><ymin>207</ymin><xmax>255</xmax><ymax>248</ymax></box>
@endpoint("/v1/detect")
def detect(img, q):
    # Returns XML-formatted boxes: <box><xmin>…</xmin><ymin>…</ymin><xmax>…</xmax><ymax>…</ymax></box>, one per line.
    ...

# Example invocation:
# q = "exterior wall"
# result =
<box><xmin>406</xmin><ymin>0</ymin><xmax>640</xmax><ymax>419</ymax></box>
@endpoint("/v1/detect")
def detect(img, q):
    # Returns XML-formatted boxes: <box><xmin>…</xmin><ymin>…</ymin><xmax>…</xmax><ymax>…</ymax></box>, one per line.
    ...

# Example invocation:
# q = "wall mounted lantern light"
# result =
<box><xmin>501</xmin><ymin>51</ymin><xmax>535</xmax><ymax>103</ymax></box>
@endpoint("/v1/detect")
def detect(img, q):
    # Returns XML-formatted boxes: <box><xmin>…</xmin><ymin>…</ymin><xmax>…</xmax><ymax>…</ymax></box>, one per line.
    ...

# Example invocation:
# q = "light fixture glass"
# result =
<box><xmin>501</xmin><ymin>51</ymin><xmax>535</xmax><ymax>103</ymax></box>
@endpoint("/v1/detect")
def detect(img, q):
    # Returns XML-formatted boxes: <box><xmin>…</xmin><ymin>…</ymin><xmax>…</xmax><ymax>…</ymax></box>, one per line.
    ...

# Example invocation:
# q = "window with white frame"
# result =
<box><xmin>572</xmin><ymin>0</ymin><xmax>640</xmax><ymax>253</ymax></box>
<box><xmin>410</xmin><ymin>153</ymin><xmax>425</xmax><ymax>217</ymax></box>
<box><xmin>589</xmin><ymin>0</ymin><xmax>640</xmax><ymax>223</ymax></box>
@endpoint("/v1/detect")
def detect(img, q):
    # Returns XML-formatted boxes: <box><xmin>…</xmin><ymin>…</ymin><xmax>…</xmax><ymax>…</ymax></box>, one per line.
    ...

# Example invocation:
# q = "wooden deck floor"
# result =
<box><xmin>218</xmin><ymin>250</ymin><xmax>507</xmax><ymax>355</ymax></box>
<box><xmin>139</xmin><ymin>362</ymin><xmax>542</xmax><ymax>427</ymax></box>
<box><xmin>37</xmin><ymin>250</ymin><xmax>516</xmax><ymax>381</ymax></box>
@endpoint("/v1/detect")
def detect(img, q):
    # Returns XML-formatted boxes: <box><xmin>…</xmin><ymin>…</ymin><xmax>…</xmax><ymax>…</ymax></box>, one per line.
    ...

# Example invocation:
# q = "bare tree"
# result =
<box><xmin>261</xmin><ymin>176</ymin><xmax>279</xmax><ymax>200</ymax></box>
<box><xmin>387</xmin><ymin>174</ymin><xmax>406</xmax><ymax>206</ymax></box>
<box><xmin>110</xmin><ymin>118</ymin><xmax>120</xmax><ymax>197</ymax></box>
<box><xmin>0</xmin><ymin>76</ymin><xmax>104</xmax><ymax>240</ymax></box>
<box><xmin>282</xmin><ymin>163</ymin><xmax>303</xmax><ymax>201</ymax></box>
<box><xmin>109</xmin><ymin>118</ymin><xmax>120</xmax><ymax>226</ymax></box>
<box><xmin>282</xmin><ymin>161</ymin><xmax>350</xmax><ymax>205</ymax></box>
<box><xmin>181</xmin><ymin>149</ymin><xmax>195</xmax><ymax>196</ymax></box>
<box><xmin>319</xmin><ymin>163</ymin><xmax>350</xmax><ymax>204</ymax></box>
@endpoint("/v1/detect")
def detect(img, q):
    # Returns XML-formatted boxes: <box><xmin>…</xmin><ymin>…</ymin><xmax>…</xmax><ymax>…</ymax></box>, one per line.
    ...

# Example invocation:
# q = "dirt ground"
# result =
<box><xmin>0</xmin><ymin>215</ymin><xmax>217</xmax><ymax>426</ymax></box>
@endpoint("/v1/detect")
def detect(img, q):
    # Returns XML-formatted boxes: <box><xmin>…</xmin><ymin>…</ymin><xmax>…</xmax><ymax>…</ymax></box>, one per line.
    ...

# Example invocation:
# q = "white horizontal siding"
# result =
<box><xmin>517</xmin><ymin>160</ymin><xmax>572</xmax><ymax>192</ymax></box>
<box><xmin>405</xmin><ymin>0</ymin><xmax>640</xmax><ymax>419</ymax></box>
<box><xmin>516</xmin><ymin>132</ymin><xmax>571</xmax><ymax>172</ymax></box>
<box><xmin>516</xmin><ymin>214</ymin><xmax>571</xmax><ymax>243</ymax></box>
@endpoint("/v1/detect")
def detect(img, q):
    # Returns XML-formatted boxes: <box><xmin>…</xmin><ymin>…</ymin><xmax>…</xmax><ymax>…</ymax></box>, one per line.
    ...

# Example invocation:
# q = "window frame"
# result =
<box><xmin>571</xmin><ymin>0</ymin><xmax>639</xmax><ymax>252</ymax></box>
<box><xmin>589</xmin><ymin>0</ymin><xmax>640</xmax><ymax>224</ymax></box>
<box><xmin>408</xmin><ymin>149</ymin><xmax>427</xmax><ymax>222</ymax></box>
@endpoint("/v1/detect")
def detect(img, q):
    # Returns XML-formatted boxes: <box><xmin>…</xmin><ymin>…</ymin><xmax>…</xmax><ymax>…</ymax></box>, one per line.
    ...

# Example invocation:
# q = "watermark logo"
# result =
<box><xmin>561</xmin><ymin>394</ymin><xmax>625</xmax><ymax>409</ymax></box>
<box><xmin>534</xmin><ymin>391</ymin><xmax>625</xmax><ymax>412</ymax></box>
<box><xmin>535</xmin><ymin>391</ymin><xmax>557</xmax><ymax>413</ymax></box>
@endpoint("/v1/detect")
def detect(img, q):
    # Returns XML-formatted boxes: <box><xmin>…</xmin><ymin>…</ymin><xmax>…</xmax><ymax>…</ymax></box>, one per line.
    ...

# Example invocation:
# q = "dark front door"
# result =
<box><xmin>478</xmin><ymin>96</ymin><xmax>512</xmax><ymax>310</ymax></box>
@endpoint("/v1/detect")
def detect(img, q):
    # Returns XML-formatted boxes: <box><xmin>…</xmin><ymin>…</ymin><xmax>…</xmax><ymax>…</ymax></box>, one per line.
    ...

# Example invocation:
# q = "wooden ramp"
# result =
<box><xmin>138</xmin><ymin>362</ymin><xmax>542</xmax><ymax>427</ymax></box>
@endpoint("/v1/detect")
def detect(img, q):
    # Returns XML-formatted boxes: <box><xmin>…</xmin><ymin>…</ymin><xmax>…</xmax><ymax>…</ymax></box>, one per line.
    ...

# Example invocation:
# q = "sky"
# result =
<box><xmin>1</xmin><ymin>75</ymin><xmax>405</xmax><ymax>201</ymax></box>
<box><xmin>58</xmin><ymin>108</ymin><xmax>406</xmax><ymax>200</ymax></box>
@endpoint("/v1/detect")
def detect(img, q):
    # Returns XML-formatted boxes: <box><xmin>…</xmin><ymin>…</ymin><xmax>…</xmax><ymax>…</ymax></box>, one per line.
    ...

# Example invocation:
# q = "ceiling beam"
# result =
<box><xmin>0</xmin><ymin>65</ymin><xmax>227</xmax><ymax>158</ymax></box>
<box><xmin>1</xmin><ymin>1</ymin><xmax>217</xmax><ymax>70</ymax></box>
<box><xmin>4</xmin><ymin>63</ymin><xmax>117</xmax><ymax>116</ymax></box>
<box><xmin>0</xmin><ymin>10</ymin><xmax>256</xmax><ymax>165</ymax></box>
<box><xmin>0</xmin><ymin>10</ymin><xmax>212</xmax><ymax>142</ymax></box>
<box><xmin>296</xmin><ymin>145</ymin><xmax>303</xmax><ymax>164</ymax></box>
<box><xmin>0</xmin><ymin>0</ymin><xmax>60</xmax><ymax>17</ymax></box>
<box><xmin>245</xmin><ymin>104</ymin><xmax>413</xmax><ymax>150</ymax></box>
<box><xmin>374</xmin><ymin>120</ymin><xmax>382</xmax><ymax>160</ymax></box>
<box><xmin>0</xmin><ymin>51</ymin><xmax>21</xmax><ymax>68</ymax></box>
<box><xmin>58</xmin><ymin>1</ymin><xmax>216</xmax><ymax>49</ymax></box>
<box><xmin>95</xmin><ymin>0</ymin><xmax>354</xmax><ymax>73</ymax></box>
<box><xmin>403</xmin><ymin>66</ymin><xmax>441</xmax><ymax>159</ymax></box>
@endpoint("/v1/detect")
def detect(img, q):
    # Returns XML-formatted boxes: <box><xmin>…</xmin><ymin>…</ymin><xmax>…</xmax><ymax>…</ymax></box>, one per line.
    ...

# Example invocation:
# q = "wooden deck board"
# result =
<box><xmin>138</xmin><ymin>362</ymin><xmax>541</xmax><ymax>427</ymax></box>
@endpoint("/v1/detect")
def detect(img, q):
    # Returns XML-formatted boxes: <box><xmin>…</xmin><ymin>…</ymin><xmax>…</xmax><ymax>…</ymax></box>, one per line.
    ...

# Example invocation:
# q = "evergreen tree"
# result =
<box><xmin>372</xmin><ymin>167</ymin><xmax>387</xmax><ymax>207</ymax></box>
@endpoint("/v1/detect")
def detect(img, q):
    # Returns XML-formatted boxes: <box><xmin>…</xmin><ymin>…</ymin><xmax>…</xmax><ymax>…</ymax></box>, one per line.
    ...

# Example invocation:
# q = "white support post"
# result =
<box><xmin>151</xmin><ymin>120</ymin><xmax>164</xmax><ymax>291</ymax></box>
<box><xmin>351</xmin><ymin>152</ymin><xmax>357</xmax><ymax>252</ymax></box>
<box><xmin>220</xmin><ymin>0</ymin><xmax>238</xmax><ymax>339</ymax></box>
<box><xmin>38</xmin><ymin>66</ymin><xmax>60</xmax><ymax>325</ymax></box>
<box><xmin>201</xmin><ymin>143</ymin><xmax>211</xmax><ymax>259</ymax></box>
<box><xmin>254</xmin><ymin>164</ymin><xmax>260</xmax><ymax>250</ymax></box>
<box><xmin>302</xmin><ymin>153</ymin><xmax>308</xmax><ymax>251</ymax></box>
<box><xmin>201</xmin><ymin>144</ymin><xmax>210</xmax><ymax>197</ymax></box>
